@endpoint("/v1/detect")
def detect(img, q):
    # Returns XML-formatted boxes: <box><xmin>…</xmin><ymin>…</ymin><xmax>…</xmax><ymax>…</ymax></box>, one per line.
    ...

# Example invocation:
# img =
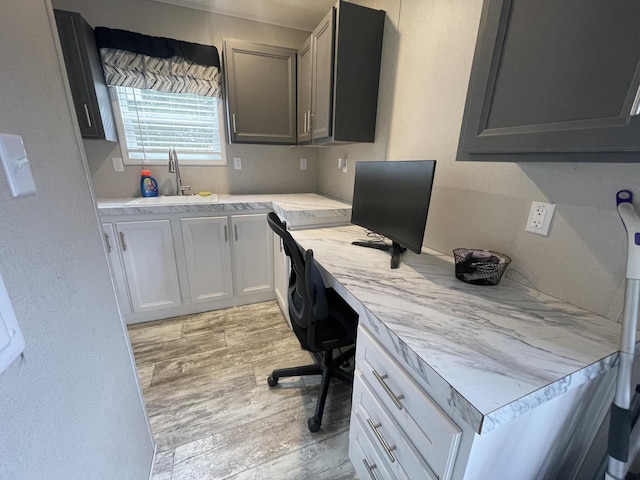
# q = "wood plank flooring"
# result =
<box><xmin>127</xmin><ymin>301</ymin><xmax>357</xmax><ymax>480</ymax></box>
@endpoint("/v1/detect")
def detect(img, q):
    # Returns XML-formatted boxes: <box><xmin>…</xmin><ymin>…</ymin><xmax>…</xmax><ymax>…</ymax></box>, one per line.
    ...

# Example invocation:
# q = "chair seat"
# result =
<box><xmin>315</xmin><ymin>288</ymin><xmax>357</xmax><ymax>349</ymax></box>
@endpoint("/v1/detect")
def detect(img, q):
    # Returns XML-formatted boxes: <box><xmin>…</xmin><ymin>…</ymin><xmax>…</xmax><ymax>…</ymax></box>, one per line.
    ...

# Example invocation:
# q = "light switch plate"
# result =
<box><xmin>0</xmin><ymin>134</ymin><xmax>36</xmax><ymax>197</ymax></box>
<box><xmin>0</xmin><ymin>272</ymin><xmax>25</xmax><ymax>374</ymax></box>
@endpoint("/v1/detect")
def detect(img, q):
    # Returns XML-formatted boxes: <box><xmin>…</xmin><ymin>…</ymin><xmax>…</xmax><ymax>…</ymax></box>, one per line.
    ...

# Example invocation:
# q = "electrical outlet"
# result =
<box><xmin>337</xmin><ymin>158</ymin><xmax>344</xmax><ymax>170</ymax></box>
<box><xmin>341</xmin><ymin>157</ymin><xmax>348</xmax><ymax>173</ymax></box>
<box><xmin>300</xmin><ymin>158</ymin><xmax>307</xmax><ymax>170</ymax></box>
<box><xmin>525</xmin><ymin>201</ymin><xmax>556</xmax><ymax>236</ymax></box>
<box><xmin>112</xmin><ymin>157</ymin><xmax>124</xmax><ymax>172</ymax></box>
<box><xmin>233</xmin><ymin>157</ymin><xmax>242</xmax><ymax>170</ymax></box>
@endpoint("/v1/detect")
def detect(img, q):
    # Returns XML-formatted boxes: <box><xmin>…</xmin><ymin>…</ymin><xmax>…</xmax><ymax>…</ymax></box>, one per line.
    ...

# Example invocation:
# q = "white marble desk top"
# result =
<box><xmin>97</xmin><ymin>193</ymin><xmax>351</xmax><ymax>229</ymax></box>
<box><xmin>291</xmin><ymin>224</ymin><xmax>628</xmax><ymax>435</ymax></box>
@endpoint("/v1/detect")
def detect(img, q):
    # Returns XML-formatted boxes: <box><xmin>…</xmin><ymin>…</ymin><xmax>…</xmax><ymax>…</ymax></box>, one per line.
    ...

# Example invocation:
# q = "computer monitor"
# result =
<box><xmin>350</xmin><ymin>160</ymin><xmax>437</xmax><ymax>269</ymax></box>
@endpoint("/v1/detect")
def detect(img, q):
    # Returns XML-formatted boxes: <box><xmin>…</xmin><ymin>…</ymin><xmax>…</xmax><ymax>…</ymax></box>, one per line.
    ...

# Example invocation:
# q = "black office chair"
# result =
<box><xmin>266</xmin><ymin>212</ymin><xmax>358</xmax><ymax>432</ymax></box>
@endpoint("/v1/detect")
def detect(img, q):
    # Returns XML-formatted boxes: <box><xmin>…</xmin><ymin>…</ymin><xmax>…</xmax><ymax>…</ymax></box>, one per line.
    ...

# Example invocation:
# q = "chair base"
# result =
<box><xmin>268</xmin><ymin>346</ymin><xmax>355</xmax><ymax>432</ymax></box>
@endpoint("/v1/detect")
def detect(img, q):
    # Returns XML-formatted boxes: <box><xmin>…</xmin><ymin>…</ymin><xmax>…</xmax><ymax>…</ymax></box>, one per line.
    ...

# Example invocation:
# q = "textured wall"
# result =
<box><xmin>0</xmin><ymin>1</ymin><xmax>154</xmax><ymax>478</ymax></box>
<box><xmin>53</xmin><ymin>0</ymin><xmax>319</xmax><ymax>197</ymax></box>
<box><xmin>317</xmin><ymin>0</ymin><xmax>638</xmax><ymax>322</ymax></box>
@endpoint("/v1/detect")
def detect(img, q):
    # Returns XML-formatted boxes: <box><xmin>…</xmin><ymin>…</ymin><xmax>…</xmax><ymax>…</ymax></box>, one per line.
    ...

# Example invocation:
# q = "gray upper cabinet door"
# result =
<box><xmin>298</xmin><ymin>1</ymin><xmax>385</xmax><ymax>145</ymax></box>
<box><xmin>297</xmin><ymin>36</ymin><xmax>313</xmax><ymax>144</ymax></box>
<box><xmin>54</xmin><ymin>10</ymin><xmax>117</xmax><ymax>142</ymax></box>
<box><xmin>458</xmin><ymin>0</ymin><xmax>640</xmax><ymax>162</ymax></box>
<box><xmin>224</xmin><ymin>39</ymin><xmax>297</xmax><ymax>145</ymax></box>
<box><xmin>311</xmin><ymin>8</ymin><xmax>336</xmax><ymax>143</ymax></box>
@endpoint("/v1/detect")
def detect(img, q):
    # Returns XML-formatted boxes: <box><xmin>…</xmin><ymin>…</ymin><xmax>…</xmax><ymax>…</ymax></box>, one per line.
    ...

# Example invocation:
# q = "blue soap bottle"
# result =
<box><xmin>140</xmin><ymin>169</ymin><xmax>158</xmax><ymax>197</ymax></box>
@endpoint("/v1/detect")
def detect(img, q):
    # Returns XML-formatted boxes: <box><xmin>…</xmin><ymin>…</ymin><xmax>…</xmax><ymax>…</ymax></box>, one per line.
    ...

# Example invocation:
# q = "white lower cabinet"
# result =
<box><xmin>272</xmin><ymin>231</ymin><xmax>291</xmax><ymax>328</ymax></box>
<box><xmin>350</xmin><ymin>326</ymin><xmax>461</xmax><ymax>480</ymax></box>
<box><xmin>181</xmin><ymin>216</ymin><xmax>233</xmax><ymax>304</ymax></box>
<box><xmin>115</xmin><ymin>219</ymin><xmax>182</xmax><ymax>313</ymax></box>
<box><xmin>101</xmin><ymin>212</ymin><xmax>274</xmax><ymax>324</ymax></box>
<box><xmin>231</xmin><ymin>214</ymin><xmax>274</xmax><ymax>298</ymax></box>
<box><xmin>101</xmin><ymin>223</ymin><xmax>132</xmax><ymax>315</ymax></box>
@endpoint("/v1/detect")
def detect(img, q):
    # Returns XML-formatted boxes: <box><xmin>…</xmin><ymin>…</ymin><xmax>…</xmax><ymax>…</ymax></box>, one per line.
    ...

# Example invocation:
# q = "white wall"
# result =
<box><xmin>0</xmin><ymin>1</ymin><xmax>154</xmax><ymax>479</ymax></box>
<box><xmin>53</xmin><ymin>0</ymin><xmax>319</xmax><ymax>197</ymax></box>
<box><xmin>318</xmin><ymin>0</ymin><xmax>637</xmax><ymax>322</ymax></box>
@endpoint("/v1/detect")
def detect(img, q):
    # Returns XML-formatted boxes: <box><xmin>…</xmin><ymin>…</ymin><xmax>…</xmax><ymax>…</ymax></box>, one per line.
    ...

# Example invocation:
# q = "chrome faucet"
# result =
<box><xmin>168</xmin><ymin>148</ymin><xmax>190</xmax><ymax>195</ymax></box>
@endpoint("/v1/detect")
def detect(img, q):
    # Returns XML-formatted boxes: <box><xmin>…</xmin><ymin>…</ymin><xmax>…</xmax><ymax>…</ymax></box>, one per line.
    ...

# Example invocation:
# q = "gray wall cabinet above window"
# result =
<box><xmin>298</xmin><ymin>1</ymin><xmax>385</xmax><ymax>145</ymax></box>
<box><xmin>54</xmin><ymin>10</ymin><xmax>117</xmax><ymax>142</ymax></box>
<box><xmin>458</xmin><ymin>0</ymin><xmax>640</xmax><ymax>162</ymax></box>
<box><xmin>223</xmin><ymin>39</ymin><xmax>297</xmax><ymax>145</ymax></box>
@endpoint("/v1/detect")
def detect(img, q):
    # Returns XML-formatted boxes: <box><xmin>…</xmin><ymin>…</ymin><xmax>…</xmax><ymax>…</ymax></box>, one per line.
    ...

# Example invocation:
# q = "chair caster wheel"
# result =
<box><xmin>267</xmin><ymin>375</ymin><xmax>278</xmax><ymax>387</ymax></box>
<box><xmin>308</xmin><ymin>417</ymin><xmax>321</xmax><ymax>433</ymax></box>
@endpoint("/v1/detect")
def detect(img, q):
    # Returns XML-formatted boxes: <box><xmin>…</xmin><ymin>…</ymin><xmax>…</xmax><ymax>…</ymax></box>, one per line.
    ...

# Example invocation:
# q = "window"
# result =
<box><xmin>111</xmin><ymin>86</ymin><xmax>226</xmax><ymax>165</ymax></box>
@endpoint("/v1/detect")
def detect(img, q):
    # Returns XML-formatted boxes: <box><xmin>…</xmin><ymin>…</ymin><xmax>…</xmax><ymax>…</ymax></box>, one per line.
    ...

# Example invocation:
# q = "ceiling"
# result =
<box><xmin>150</xmin><ymin>0</ymin><xmax>337</xmax><ymax>31</ymax></box>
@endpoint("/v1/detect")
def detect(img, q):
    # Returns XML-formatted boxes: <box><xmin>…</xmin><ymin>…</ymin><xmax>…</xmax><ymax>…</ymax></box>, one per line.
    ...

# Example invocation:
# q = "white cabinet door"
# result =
<box><xmin>272</xmin><ymin>230</ymin><xmax>291</xmax><ymax>328</ymax></box>
<box><xmin>101</xmin><ymin>223</ymin><xmax>132</xmax><ymax>315</ymax></box>
<box><xmin>116</xmin><ymin>220</ymin><xmax>182</xmax><ymax>313</ymax></box>
<box><xmin>181</xmin><ymin>217</ymin><xmax>233</xmax><ymax>304</ymax></box>
<box><xmin>232</xmin><ymin>214</ymin><xmax>274</xmax><ymax>298</ymax></box>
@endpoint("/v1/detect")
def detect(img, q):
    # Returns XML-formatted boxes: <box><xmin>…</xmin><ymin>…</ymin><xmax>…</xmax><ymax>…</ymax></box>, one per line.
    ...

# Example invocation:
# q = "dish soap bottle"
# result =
<box><xmin>140</xmin><ymin>169</ymin><xmax>158</xmax><ymax>197</ymax></box>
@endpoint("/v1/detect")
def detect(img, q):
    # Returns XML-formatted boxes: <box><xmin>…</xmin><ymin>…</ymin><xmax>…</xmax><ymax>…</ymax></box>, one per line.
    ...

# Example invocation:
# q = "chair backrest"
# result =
<box><xmin>267</xmin><ymin>212</ymin><xmax>329</xmax><ymax>351</ymax></box>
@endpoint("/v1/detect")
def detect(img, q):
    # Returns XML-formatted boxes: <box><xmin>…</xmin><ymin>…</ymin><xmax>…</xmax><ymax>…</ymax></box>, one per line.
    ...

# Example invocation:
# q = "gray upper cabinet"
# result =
<box><xmin>297</xmin><ymin>36</ymin><xmax>313</xmax><ymax>144</ymax></box>
<box><xmin>299</xmin><ymin>1</ymin><xmax>385</xmax><ymax>145</ymax></box>
<box><xmin>458</xmin><ymin>0</ymin><xmax>640</xmax><ymax>162</ymax></box>
<box><xmin>223</xmin><ymin>39</ymin><xmax>297</xmax><ymax>145</ymax></box>
<box><xmin>54</xmin><ymin>10</ymin><xmax>117</xmax><ymax>142</ymax></box>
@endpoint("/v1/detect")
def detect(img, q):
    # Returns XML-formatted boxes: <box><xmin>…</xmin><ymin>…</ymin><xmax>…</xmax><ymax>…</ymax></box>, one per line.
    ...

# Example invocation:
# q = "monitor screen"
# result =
<box><xmin>350</xmin><ymin>160</ymin><xmax>436</xmax><ymax>267</ymax></box>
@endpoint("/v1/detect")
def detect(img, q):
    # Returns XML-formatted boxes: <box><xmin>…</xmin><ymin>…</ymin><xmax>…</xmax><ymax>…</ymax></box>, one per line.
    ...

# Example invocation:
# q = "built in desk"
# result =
<box><xmin>290</xmin><ymin>224</ymin><xmax>636</xmax><ymax>480</ymax></box>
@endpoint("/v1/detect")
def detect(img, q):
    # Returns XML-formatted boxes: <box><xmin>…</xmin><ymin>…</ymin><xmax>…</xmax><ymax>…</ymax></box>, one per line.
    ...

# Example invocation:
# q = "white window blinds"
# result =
<box><xmin>112</xmin><ymin>86</ymin><xmax>224</xmax><ymax>164</ymax></box>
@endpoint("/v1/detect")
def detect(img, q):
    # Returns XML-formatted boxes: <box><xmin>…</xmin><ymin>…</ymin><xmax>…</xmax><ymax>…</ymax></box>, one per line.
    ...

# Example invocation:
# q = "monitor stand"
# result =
<box><xmin>351</xmin><ymin>240</ymin><xmax>407</xmax><ymax>269</ymax></box>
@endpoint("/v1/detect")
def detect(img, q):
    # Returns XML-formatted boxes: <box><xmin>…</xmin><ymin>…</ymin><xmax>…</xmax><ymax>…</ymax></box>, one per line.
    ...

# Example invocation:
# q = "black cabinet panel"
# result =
<box><xmin>54</xmin><ymin>10</ymin><xmax>117</xmax><ymax>142</ymax></box>
<box><xmin>298</xmin><ymin>1</ymin><xmax>385</xmax><ymax>145</ymax></box>
<box><xmin>458</xmin><ymin>0</ymin><xmax>640</xmax><ymax>162</ymax></box>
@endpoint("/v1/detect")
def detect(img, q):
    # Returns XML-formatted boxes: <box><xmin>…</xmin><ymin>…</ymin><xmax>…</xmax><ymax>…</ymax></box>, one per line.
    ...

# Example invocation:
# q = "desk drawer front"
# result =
<box><xmin>350</xmin><ymin>410</ymin><xmax>402</xmax><ymax>480</ymax></box>
<box><xmin>357</xmin><ymin>326</ymin><xmax>461</xmax><ymax>480</ymax></box>
<box><xmin>353</xmin><ymin>371</ymin><xmax>437</xmax><ymax>480</ymax></box>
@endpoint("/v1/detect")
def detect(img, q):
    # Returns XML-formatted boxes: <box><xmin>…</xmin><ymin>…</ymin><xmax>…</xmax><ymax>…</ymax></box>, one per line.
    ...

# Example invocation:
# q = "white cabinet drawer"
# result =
<box><xmin>356</xmin><ymin>326</ymin><xmax>461</xmax><ymax>480</ymax></box>
<box><xmin>350</xmin><ymin>409</ymin><xmax>401</xmax><ymax>480</ymax></box>
<box><xmin>353</xmin><ymin>371</ymin><xmax>437</xmax><ymax>480</ymax></box>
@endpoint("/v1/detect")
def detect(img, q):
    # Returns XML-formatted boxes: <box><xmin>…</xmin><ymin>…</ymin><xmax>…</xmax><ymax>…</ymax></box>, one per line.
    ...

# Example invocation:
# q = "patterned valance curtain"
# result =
<box><xmin>94</xmin><ymin>27</ymin><xmax>222</xmax><ymax>98</ymax></box>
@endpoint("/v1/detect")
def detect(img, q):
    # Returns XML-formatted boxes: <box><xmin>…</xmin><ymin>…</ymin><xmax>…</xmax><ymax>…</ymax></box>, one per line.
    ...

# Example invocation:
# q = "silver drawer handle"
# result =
<box><xmin>119</xmin><ymin>232</ymin><xmax>127</xmax><ymax>251</ymax></box>
<box><xmin>363</xmin><ymin>459</ymin><xmax>378</xmax><ymax>479</ymax></box>
<box><xmin>103</xmin><ymin>233</ymin><xmax>112</xmax><ymax>253</ymax></box>
<box><xmin>632</xmin><ymin>83</ymin><xmax>640</xmax><ymax>116</ymax></box>
<box><xmin>366</xmin><ymin>418</ymin><xmax>396</xmax><ymax>463</ymax></box>
<box><xmin>83</xmin><ymin>103</ymin><xmax>92</xmax><ymax>127</ymax></box>
<box><xmin>373</xmin><ymin>369</ymin><xmax>404</xmax><ymax>410</ymax></box>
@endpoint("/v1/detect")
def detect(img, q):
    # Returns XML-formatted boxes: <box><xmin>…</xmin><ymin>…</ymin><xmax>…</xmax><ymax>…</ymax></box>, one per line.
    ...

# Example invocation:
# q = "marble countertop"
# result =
<box><xmin>97</xmin><ymin>193</ymin><xmax>352</xmax><ymax>229</ymax></box>
<box><xmin>290</xmin><ymin>224</ymin><xmax>628</xmax><ymax>435</ymax></box>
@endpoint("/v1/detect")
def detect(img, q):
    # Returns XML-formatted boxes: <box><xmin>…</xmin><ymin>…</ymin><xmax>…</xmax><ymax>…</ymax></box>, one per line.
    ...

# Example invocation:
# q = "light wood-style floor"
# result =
<box><xmin>127</xmin><ymin>301</ymin><xmax>357</xmax><ymax>480</ymax></box>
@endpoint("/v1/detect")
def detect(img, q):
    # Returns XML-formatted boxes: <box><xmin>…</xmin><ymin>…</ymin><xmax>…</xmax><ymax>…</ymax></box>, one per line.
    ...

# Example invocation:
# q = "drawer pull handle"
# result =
<box><xmin>119</xmin><ymin>232</ymin><xmax>127</xmax><ymax>251</ymax></box>
<box><xmin>362</xmin><ymin>459</ymin><xmax>378</xmax><ymax>479</ymax></box>
<box><xmin>373</xmin><ymin>370</ymin><xmax>404</xmax><ymax>410</ymax></box>
<box><xmin>367</xmin><ymin>418</ymin><xmax>397</xmax><ymax>463</ymax></box>
<box><xmin>103</xmin><ymin>233</ymin><xmax>112</xmax><ymax>253</ymax></box>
